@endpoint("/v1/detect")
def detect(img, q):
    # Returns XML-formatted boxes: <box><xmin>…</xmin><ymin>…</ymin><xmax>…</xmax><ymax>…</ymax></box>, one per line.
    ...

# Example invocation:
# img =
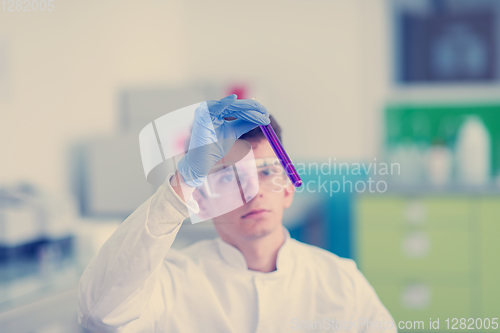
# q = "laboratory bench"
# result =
<box><xmin>0</xmin><ymin>218</ymin><xmax>122</xmax><ymax>333</ymax></box>
<box><xmin>0</xmin><ymin>263</ymin><xmax>89</xmax><ymax>333</ymax></box>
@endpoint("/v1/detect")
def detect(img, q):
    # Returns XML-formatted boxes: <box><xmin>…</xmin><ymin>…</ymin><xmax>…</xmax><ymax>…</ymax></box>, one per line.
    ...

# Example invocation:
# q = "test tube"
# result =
<box><xmin>260</xmin><ymin>124</ymin><xmax>302</xmax><ymax>187</ymax></box>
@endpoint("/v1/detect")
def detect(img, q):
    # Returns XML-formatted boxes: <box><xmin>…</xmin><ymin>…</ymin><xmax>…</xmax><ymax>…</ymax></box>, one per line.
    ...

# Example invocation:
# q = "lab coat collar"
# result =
<box><xmin>216</xmin><ymin>227</ymin><xmax>293</xmax><ymax>274</ymax></box>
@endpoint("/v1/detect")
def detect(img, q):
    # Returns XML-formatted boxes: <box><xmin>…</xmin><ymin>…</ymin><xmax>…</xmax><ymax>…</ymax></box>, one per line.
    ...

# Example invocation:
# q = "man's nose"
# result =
<box><xmin>243</xmin><ymin>176</ymin><xmax>261</xmax><ymax>203</ymax></box>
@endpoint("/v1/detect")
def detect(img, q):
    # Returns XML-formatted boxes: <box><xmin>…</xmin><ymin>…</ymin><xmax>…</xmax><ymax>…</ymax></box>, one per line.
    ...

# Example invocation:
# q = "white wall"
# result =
<box><xmin>0</xmin><ymin>0</ymin><xmax>389</xmax><ymax>194</ymax></box>
<box><xmin>0</xmin><ymin>0</ymin><xmax>189</xmax><ymax>193</ymax></box>
<box><xmin>182</xmin><ymin>0</ymin><xmax>372</xmax><ymax>160</ymax></box>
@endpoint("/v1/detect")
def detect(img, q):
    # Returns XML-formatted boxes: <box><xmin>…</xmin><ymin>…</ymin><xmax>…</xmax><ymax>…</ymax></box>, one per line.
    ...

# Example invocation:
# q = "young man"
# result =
<box><xmin>78</xmin><ymin>96</ymin><xmax>396</xmax><ymax>333</ymax></box>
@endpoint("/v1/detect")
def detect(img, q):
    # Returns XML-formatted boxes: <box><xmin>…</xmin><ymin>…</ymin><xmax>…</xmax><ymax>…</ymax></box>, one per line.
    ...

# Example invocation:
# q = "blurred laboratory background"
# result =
<box><xmin>1</xmin><ymin>0</ymin><xmax>500</xmax><ymax>332</ymax></box>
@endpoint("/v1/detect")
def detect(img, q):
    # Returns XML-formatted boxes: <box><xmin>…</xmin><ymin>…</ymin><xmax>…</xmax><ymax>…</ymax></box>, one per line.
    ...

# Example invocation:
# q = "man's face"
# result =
<box><xmin>193</xmin><ymin>139</ymin><xmax>295</xmax><ymax>241</ymax></box>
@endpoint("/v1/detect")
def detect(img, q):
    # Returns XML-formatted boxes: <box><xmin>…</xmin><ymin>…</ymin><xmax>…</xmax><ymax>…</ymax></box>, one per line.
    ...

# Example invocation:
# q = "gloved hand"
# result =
<box><xmin>177</xmin><ymin>94</ymin><xmax>270</xmax><ymax>187</ymax></box>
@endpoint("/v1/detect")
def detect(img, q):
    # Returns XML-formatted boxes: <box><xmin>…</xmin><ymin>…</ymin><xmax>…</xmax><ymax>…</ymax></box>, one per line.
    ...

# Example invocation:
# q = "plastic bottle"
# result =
<box><xmin>455</xmin><ymin>116</ymin><xmax>490</xmax><ymax>186</ymax></box>
<box><xmin>426</xmin><ymin>141</ymin><xmax>453</xmax><ymax>187</ymax></box>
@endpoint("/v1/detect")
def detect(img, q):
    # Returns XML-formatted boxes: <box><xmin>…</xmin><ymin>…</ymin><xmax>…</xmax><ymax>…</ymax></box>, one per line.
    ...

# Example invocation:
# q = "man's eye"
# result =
<box><xmin>219</xmin><ymin>174</ymin><xmax>234</xmax><ymax>183</ymax></box>
<box><xmin>260</xmin><ymin>168</ymin><xmax>273</xmax><ymax>177</ymax></box>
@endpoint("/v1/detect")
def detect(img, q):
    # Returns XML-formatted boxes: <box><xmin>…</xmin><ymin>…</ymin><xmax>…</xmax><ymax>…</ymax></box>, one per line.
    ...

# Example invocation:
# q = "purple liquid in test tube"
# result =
<box><xmin>260</xmin><ymin>124</ymin><xmax>302</xmax><ymax>187</ymax></box>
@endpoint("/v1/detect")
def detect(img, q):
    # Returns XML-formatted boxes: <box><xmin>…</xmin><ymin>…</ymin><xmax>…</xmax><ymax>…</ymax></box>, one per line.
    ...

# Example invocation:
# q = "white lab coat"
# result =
<box><xmin>78</xmin><ymin>182</ymin><xmax>396</xmax><ymax>333</ymax></box>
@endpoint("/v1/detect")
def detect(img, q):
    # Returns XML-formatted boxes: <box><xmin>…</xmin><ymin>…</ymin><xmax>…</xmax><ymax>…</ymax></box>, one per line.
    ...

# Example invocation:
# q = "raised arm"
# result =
<box><xmin>77</xmin><ymin>178</ymin><xmax>193</xmax><ymax>332</ymax></box>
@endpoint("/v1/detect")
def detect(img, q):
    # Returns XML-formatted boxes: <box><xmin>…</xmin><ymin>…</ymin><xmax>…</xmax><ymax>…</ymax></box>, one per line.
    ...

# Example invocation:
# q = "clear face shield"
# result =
<box><xmin>187</xmin><ymin>140</ymin><xmax>289</xmax><ymax>223</ymax></box>
<box><xmin>138</xmin><ymin>102</ymin><xmax>288</xmax><ymax>224</ymax></box>
<box><xmin>202</xmin><ymin>157</ymin><xmax>288</xmax><ymax>199</ymax></box>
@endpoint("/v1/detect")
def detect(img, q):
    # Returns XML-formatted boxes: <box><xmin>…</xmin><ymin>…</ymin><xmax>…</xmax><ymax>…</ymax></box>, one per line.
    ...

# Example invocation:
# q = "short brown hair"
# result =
<box><xmin>239</xmin><ymin>114</ymin><xmax>282</xmax><ymax>143</ymax></box>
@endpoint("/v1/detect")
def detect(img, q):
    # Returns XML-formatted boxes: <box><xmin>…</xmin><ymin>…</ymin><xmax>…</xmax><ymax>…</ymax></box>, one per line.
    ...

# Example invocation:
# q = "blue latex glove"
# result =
<box><xmin>178</xmin><ymin>94</ymin><xmax>270</xmax><ymax>187</ymax></box>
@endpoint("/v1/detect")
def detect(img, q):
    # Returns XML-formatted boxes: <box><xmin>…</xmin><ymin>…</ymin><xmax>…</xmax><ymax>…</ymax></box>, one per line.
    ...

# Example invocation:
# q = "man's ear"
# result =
<box><xmin>283</xmin><ymin>182</ymin><xmax>295</xmax><ymax>209</ymax></box>
<box><xmin>193</xmin><ymin>189</ymin><xmax>212</xmax><ymax>220</ymax></box>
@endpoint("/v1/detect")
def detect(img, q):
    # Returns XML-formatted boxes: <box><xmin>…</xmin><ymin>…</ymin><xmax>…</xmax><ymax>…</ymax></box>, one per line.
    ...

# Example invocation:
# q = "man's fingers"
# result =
<box><xmin>226</xmin><ymin>119</ymin><xmax>261</xmax><ymax>139</ymax></box>
<box><xmin>223</xmin><ymin>99</ymin><xmax>269</xmax><ymax>117</ymax></box>
<box><xmin>223</xmin><ymin>110</ymin><xmax>270</xmax><ymax>126</ymax></box>
<box><xmin>207</xmin><ymin>94</ymin><xmax>238</xmax><ymax>117</ymax></box>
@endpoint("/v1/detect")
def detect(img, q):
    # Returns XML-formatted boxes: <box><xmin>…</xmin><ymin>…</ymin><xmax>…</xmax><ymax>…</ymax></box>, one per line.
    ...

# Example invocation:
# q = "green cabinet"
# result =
<box><xmin>479</xmin><ymin>198</ymin><xmax>500</xmax><ymax>319</ymax></box>
<box><xmin>357</xmin><ymin>196</ymin><xmax>472</xmax><ymax>231</ymax></box>
<box><xmin>370</xmin><ymin>282</ymin><xmax>471</xmax><ymax>324</ymax></box>
<box><xmin>359</xmin><ymin>230</ymin><xmax>471</xmax><ymax>276</ymax></box>
<box><xmin>355</xmin><ymin>194</ymin><xmax>499</xmax><ymax>331</ymax></box>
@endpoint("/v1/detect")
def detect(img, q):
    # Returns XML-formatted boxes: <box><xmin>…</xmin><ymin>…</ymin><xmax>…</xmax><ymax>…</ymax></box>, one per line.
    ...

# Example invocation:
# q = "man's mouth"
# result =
<box><xmin>242</xmin><ymin>209</ymin><xmax>270</xmax><ymax>219</ymax></box>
